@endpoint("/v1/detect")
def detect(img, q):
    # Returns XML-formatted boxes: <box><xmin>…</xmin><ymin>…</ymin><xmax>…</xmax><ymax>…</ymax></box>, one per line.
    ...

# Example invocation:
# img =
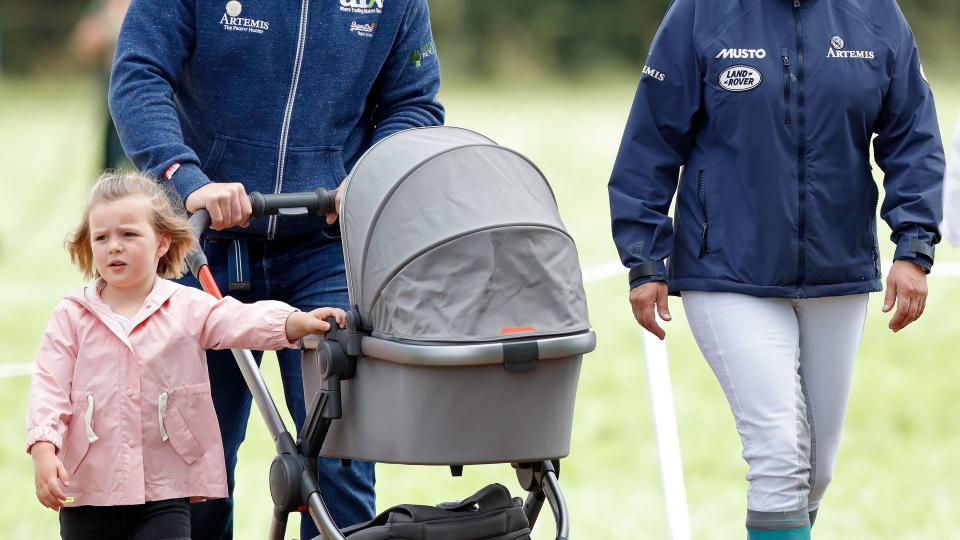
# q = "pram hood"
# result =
<box><xmin>341</xmin><ymin>126</ymin><xmax>589</xmax><ymax>343</ymax></box>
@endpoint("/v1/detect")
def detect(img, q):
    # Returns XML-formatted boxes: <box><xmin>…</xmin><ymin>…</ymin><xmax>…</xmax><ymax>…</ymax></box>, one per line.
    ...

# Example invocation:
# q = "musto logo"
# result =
<box><xmin>716</xmin><ymin>48</ymin><xmax>766</xmax><ymax>59</ymax></box>
<box><xmin>719</xmin><ymin>65</ymin><xmax>762</xmax><ymax>92</ymax></box>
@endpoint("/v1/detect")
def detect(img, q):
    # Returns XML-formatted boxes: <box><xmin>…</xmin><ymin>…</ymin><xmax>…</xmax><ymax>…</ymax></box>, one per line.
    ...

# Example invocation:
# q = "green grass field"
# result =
<box><xmin>1</xmin><ymin>75</ymin><xmax>958</xmax><ymax>539</ymax></box>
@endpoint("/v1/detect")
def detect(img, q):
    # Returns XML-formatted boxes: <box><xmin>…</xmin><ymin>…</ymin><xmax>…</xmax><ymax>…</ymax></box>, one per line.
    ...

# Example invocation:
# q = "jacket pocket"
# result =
<box><xmin>869</xmin><ymin>181</ymin><xmax>881</xmax><ymax>277</ymax></box>
<box><xmin>697</xmin><ymin>168</ymin><xmax>710</xmax><ymax>258</ymax></box>
<box><xmin>781</xmin><ymin>48</ymin><xmax>793</xmax><ymax>125</ymax></box>
<box><xmin>281</xmin><ymin>144</ymin><xmax>348</xmax><ymax>192</ymax></box>
<box><xmin>61</xmin><ymin>434</ymin><xmax>90</xmax><ymax>475</ymax></box>
<box><xmin>61</xmin><ymin>394</ymin><xmax>96</xmax><ymax>474</ymax></box>
<box><xmin>161</xmin><ymin>402</ymin><xmax>205</xmax><ymax>465</ymax></box>
<box><xmin>203</xmin><ymin>135</ymin><xmax>279</xmax><ymax>196</ymax></box>
<box><xmin>201</xmin><ymin>136</ymin><xmax>227</xmax><ymax>179</ymax></box>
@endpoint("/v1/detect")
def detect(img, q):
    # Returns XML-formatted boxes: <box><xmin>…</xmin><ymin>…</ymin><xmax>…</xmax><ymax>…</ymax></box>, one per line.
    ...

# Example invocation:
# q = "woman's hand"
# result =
<box><xmin>285</xmin><ymin>307</ymin><xmax>347</xmax><ymax>342</ymax></box>
<box><xmin>882</xmin><ymin>260</ymin><xmax>928</xmax><ymax>332</ymax></box>
<box><xmin>629</xmin><ymin>281</ymin><xmax>672</xmax><ymax>340</ymax></box>
<box><xmin>30</xmin><ymin>442</ymin><xmax>70</xmax><ymax>511</ymax></box>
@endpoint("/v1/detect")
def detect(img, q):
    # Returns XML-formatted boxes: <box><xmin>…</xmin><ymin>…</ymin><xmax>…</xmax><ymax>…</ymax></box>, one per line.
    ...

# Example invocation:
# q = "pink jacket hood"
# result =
<box><xmin>25</xmin><ymin>278</ymin><xmax>297</xmax><ymax>506</ymax></box>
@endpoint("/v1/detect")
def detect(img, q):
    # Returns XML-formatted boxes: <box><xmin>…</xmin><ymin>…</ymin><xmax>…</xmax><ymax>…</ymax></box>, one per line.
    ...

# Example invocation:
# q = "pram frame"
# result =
<box><xmin>186</xmin><ymin>190</ymin><xmax>578</xmax><ymax>540</ymax></box>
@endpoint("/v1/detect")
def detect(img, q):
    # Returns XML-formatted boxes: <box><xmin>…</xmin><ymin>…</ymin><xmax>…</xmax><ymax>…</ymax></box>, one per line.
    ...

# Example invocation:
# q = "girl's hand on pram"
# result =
<box><xmin>285</xmin><ymin>307</ymin><xmax>347</xmax><ymax>341</ymax></box>
<box><xmin>30</xmin><ymin>441</ymin><xmax>70</xmax><ymax>511</ymax></box>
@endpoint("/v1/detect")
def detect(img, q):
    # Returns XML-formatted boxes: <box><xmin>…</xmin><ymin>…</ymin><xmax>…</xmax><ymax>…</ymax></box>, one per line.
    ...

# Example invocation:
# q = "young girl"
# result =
<box><xmin>25</xmin><ymin>171</ymin><xmax>344</xmax><ymax>539</ymax></box>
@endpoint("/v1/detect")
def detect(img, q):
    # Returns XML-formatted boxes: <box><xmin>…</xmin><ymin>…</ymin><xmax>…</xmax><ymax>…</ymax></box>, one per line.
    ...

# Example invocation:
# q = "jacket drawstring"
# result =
<box><xmin>158</xmin><ymin>391</ymin><xmax>169</xmax><ymax>442</ymax></box>
<box><xmin>85</xmin><ymin>394</ymin><xmax>99</xmax><ymax>444</ymax></box>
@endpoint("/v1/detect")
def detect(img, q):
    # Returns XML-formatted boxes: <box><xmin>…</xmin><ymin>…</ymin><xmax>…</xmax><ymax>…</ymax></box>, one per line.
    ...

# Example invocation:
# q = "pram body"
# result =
<box><xmin>187</xmin><ymin>126</ymin><xmax>595</xmax><ymax>539</ymax></box>
<box><xmin>314</xmin><ymin>126</ymin><xmax>591</xmax><ymax>466</ymax></box>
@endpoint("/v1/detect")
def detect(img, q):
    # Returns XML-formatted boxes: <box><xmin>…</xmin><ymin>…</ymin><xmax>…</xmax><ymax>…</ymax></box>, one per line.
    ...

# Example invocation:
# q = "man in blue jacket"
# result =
<box><xmin>109</xmin><ymin>1</ymin><xmax>443</xmax><ymax>538</ymax></box>
<box><xmin>610</xmin><ymin>0</ymin><xmax>942</xmax><ymax>538</ymax></box>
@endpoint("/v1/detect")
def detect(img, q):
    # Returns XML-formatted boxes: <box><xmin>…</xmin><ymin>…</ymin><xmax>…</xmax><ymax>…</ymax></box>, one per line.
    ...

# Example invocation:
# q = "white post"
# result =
<box><xmin>642</xmin><ymin>331</ymin><xmax>691</xmax><ymax>540</ymax></box>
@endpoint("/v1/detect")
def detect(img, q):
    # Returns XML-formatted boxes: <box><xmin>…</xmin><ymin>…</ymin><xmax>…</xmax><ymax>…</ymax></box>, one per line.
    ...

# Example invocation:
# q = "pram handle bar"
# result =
<box><xmin>359</xmin><ymin>330</ymin><xmax>596</xmax><ymax>369</ymax></box>
<box><xmin>185</xmin><ymin>188</ymin><xmax>337</xmax><ymax>276</ymax></box>
<box><xmin>249</xmin><ymin>188</ymin><xmax>337</xmax><ymax>217</ymax></box>
<box><xmin>186</xmin><ymin>211</ymin><xmax>213</xmax><ymax>278</ymax></box>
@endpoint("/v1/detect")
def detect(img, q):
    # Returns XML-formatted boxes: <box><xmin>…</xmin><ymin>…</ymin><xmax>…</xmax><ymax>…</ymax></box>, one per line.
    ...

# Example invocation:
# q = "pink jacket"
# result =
<box><xmin>25</xmin><ymin>278</ymin><xmax>298</xmax><ymax>506</ymax></box>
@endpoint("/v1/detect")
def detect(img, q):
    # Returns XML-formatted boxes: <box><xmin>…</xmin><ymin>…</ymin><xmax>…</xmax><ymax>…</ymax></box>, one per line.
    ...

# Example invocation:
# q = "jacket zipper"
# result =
<box><xmin>697</xmin><ymin>168</ymin><xmax>710</xmax><ymax>258</ymax></box>
<box><xmin>781</xmin><ymin>49</ymin><xmax>792</xmax><ymax>125</ymax></box>
<box><xmin>793</xmin><ymin>0</ymin><xmax>807</xmax><ymax>297</ymax></box>
<box><xmin>870</xmin><ymin>183</ymin><xmax>881</xmax><ymax>277</ymax></box>
<box><xmin>268</xmin><ymin>0</ymin><xmax>311</xmax><ymax>239</ymax></box>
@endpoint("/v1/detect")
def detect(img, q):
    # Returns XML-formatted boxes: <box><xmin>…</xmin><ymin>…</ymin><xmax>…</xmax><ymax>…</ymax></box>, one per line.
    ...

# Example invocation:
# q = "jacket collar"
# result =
<box><xmin>66</xmin><ymin>277</ymin><xmax>179</xmax><ymax>344</ymax></box>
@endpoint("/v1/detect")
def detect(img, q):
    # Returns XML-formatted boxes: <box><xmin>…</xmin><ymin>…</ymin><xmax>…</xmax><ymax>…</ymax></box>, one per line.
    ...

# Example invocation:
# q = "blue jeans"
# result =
<box><xmin>183</xmin><ymin>234</ymin><xmax>376</xmax><ymax>540</ymax></box>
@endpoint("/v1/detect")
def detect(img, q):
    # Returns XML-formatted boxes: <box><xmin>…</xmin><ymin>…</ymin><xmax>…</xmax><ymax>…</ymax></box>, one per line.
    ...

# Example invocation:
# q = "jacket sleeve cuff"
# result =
<box><xmin>25</xmin><ymin>426</ymin><xmax>63</xmax><ymax>455</ymax></box>
<box><xmin>893</xmin><ymin>237</ymin><xmax>934</xmax><ymax>273</ymax></box>
<box><xmin>166</xmin><ymin>162</ymin><xmax>211</xmax><ymax>202</ymax></box>
<box><xmin>268</xmin><ymin>304</ymin><xmax>301</xmax><ymax>349</ymax></box>
<box><xmin>628</xmin><ymin>260</ymin><xmax>667</xmax><ymax>289</ymax></box>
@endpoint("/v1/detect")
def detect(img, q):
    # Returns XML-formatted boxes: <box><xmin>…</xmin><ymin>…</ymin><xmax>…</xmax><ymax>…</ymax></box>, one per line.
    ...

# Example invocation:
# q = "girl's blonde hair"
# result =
<box><xmin>66</xmin><ymin>171</ymin><xmax>197</xmax><ymax>279</ymax></box>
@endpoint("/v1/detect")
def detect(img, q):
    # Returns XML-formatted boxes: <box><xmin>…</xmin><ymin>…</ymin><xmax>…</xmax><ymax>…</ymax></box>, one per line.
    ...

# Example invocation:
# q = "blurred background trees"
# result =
<box><xmin>2</xmin><ymin>0</ymin><xmax>957</xmax><ymax>79</ymax></box>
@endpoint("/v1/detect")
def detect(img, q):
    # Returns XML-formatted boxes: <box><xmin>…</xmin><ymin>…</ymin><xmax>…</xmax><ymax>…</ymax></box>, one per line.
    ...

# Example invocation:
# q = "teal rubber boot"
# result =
<box><xmin>747</xmin><ymin>525</ymin><xmax>812</xmax><ymax>540</ymax></box>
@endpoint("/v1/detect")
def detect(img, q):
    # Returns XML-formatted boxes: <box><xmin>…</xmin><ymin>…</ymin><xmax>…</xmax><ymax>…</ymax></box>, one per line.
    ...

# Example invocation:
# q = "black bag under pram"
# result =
<box><xmin>343</xmin><ymin>484</ymin><xmax>531</xmax><ymax>540</ymax></box>
<box><xmin>186</xmin><ymin>126</ymin><xmax>595</xmax><ymax>540</ymax></box>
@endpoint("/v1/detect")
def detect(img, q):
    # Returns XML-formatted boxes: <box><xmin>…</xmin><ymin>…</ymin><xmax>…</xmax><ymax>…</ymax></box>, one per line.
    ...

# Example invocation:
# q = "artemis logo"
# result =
<box><xmin>826</xmin><ymin>47</ymin><xmax>875</xmax><ymax>59</ymax></box>
<box><xmin>716</xmin><ymin>48</ymin><xmax>767</xmax><ymax>60</ymax></box>
<box><xmin>826</xmin><ymin>35</ymin><xmax>874</xmax><ymax>59</ymax></box>
<box><xmin>220</xmin><ymin>4</ymin><xmax>270</xmax><ymax>34</ymax></box>
<box><xmin>642</xmin><ymin>65</ymin><xmax>666</xmax><ymax>82</ymax></box>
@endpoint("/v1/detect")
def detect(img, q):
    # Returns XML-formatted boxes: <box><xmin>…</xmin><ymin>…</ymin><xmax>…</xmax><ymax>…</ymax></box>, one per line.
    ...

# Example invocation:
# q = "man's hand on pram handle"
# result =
<box><xmin>630</xmin><ymin>281</ymin><xmax>672</xmax><ymax>340</ymax></box>
<box><xmin>185</xmin><ymin>188</ymin><xmax>340</xmax><ymax>288</ymax></box>
<box><xmin>186</xmin><ymin>184</ymin><xmax>340</xmax><ymax>231</ymax></box>
<box><xmin>325</xmin><ymin>179</ymin><xmax>347</xmax><ymax>225</ymax></box>
<box><xmin>285</xmin><ymin>308</ymin><xmax>347</xmax><ymax>342</ymax></box>
<box><xmin>185</xmin><ymin>182</ymin><xmax>252</xmax><ymax>230</ymax></box>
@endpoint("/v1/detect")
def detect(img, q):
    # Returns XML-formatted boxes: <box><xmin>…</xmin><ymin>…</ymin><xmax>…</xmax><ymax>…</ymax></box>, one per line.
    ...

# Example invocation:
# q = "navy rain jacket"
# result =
<box><xmin>609</xmin><ymin>0</ymin><xmax>944</xmax><ymax>298</ymax></box>
<box><xmin>109</xmin><ymin>0</ymin><xmax>443</xmax><ymax>239</ymax></box>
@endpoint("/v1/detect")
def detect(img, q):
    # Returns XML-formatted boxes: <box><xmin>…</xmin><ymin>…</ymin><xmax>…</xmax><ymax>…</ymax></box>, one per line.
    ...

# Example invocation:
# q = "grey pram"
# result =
<box><xmin>187</xmin><ymin>126</ymin><xmax>595</xmax><ymax>539</ymax></box>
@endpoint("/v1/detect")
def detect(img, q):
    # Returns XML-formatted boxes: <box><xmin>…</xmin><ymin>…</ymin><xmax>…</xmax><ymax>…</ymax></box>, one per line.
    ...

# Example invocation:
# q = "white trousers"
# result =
<box><xmin>681</xmin><ymin>291</ymin><xmax>868</xmax><ymax>528</ymax></box>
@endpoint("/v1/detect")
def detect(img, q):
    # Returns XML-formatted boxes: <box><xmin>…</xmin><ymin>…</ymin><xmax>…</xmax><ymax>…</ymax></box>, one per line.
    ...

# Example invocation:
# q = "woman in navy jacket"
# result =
<box><xmin>609</xmin><ymin>0</ymin><xmax>943</xmax><ymax>538</ymax></box>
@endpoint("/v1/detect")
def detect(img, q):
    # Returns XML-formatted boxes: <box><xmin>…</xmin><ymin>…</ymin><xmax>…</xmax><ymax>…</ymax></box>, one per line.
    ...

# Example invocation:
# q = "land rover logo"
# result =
<box><xmin>831</xmin><ymin>36</ymin><xmax>845</xmax><ymax>50</ymax></box>
<box><xmin>719</xmin><ymin>65</ymin><xmax>762</xmax><ymax>92</ymax></box>
<box><xmin>226</xmin><ymin>1</ymin><xmax>242</xmax><ymax>17</ymax></box>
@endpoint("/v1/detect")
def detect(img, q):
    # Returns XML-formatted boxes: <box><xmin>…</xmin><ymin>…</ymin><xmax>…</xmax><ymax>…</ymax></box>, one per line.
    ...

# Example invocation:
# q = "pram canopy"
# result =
<box><xmin>341</xmin><ymin>126</ymin><xmax>589</xmax><ymax>343</ymax></box>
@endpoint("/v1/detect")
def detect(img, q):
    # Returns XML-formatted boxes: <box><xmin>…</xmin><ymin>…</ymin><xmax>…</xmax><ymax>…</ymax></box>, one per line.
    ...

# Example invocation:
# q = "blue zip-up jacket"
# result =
<box><xmin>609</xmin><ymin>0</ymin><xmax>944</xmax><ymax>298</ymax></box>
<box><xmin>109</xmin><ymin>0</ymin><xmax>443</xmax><ymax>239</ymax></box>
